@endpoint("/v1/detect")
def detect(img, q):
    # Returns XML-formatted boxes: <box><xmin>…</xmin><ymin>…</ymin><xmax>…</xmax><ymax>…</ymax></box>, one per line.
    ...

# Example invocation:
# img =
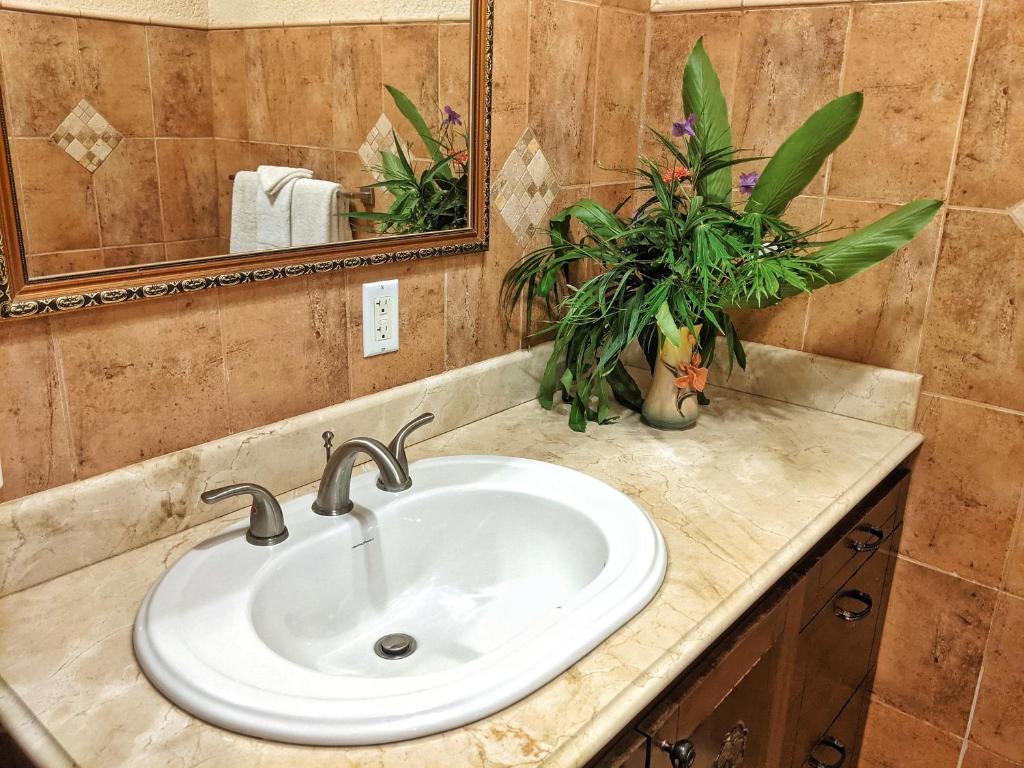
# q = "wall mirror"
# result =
<box><xmin>0</xmin><ymin>0</ymin><xmax>490</xmax><ymax>319</ymax></box>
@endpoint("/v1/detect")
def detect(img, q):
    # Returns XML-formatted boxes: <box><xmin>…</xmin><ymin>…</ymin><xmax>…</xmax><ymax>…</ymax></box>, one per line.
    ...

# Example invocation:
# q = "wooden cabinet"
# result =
<box><xmin>790</xmin><ymin>544</ymin><xmax>888</xmax><ymax>765</ymax></box>
<box><xmin>590</xmin><ymin>468</ymin><xmax>910</xmax><ymax>768</ymax></box>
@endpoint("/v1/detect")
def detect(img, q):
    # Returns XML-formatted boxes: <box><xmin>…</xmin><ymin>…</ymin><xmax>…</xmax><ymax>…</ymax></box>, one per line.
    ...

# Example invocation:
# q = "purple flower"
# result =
<box><xmin>671</xmin><ymin>113</ymin><xmax>697</xmax><ymax>138</ymax></box>
<box><xmin>739</xmin><ymin>171</ymin><xmax>760</xmax><ymax>196</ymax></box>
<box><xmin>442</xmin><ymin>105</ymin><xmax>462</xmax><ymax>127</ymax></box>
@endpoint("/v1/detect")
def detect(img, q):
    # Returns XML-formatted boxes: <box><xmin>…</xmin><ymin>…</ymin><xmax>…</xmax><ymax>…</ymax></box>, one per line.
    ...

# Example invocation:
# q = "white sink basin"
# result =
<box><xmin>134</xmin><ymin>455</ymin><xmax>666</xmax><ymax>745</ymax></box>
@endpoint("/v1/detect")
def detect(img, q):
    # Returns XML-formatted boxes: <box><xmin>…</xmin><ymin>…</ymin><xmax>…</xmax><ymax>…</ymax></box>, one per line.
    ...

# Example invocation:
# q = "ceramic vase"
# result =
<box><xmin>641</xmin><ymin>327</ymin><xmax>701</xmax><ymax>430</ymax></box>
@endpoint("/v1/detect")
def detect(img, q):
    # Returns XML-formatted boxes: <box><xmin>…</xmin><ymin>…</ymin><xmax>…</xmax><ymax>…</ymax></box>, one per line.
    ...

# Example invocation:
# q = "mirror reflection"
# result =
<box><xmin>0</xmin><ymin>1</ymin><xmax>473</xmax><ymax>281</ymax></box>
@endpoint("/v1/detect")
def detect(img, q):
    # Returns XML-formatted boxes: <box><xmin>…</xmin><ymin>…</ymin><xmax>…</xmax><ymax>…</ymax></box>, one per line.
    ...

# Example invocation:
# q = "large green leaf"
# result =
<box><xmin>683</xmin><ymin>38</ymin><xmax>733</xmax><ymax>206</ymax></box>
<box><xmin>655</xmin><ymin>301</ymin><xmax>681</xmax><ymax>347</ymax></box>
<box><xmin>813</xmin><ymin>199</ymin><xmax>942</xmax><ymax>281</ymax></box>
<box><xmin>607</xmin><ymin>361</ymin><xmax>643</xmax><ymax>412</ymax></box>
<box><xmin>746</xmin><ymin>93</ymin><xmax>863</xmax><ymax>216</ymax></box>
<box><xmin>548</xmin><ymin>199</ymin><xmax>628</xmax><ymax>246</ymax></box>
<box><xmin>385</xmin><ymin>85</ymin><xmax>452</xmax><ymax>178</ymax></box>
<box><xmin>728</xmin><ymin>199</ymin><xmax>942</xmax><ymax>309</ymax></box>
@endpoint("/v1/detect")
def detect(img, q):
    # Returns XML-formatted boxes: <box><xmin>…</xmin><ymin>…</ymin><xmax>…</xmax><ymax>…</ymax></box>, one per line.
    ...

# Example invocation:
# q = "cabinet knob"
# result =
<box><xmin>807</xmin><ymin>735</ymin><xmax>846</xmax><ymax>767</ymax></box>
<box><xmin>658</xmin><ymin>738</ymin><xmax>696</xmax><ymax>768</ymax></box>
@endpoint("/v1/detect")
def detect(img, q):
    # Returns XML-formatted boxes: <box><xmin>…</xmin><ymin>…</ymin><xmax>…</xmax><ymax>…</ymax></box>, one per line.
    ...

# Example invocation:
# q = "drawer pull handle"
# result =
<box><xmin>657</xmin><ymin>738</ymin><xmax>696</xmax><ymax>768</ymax></box>
<box><xmin>807</xmin><ymin>736</ymin><xmax>846</xmax><ymax>767</ymax></box>
<box><xmin>845</xmin><ymin>524</ymin><xmax>884</xmax><ymax>552</ymax></box>
<box><xmin>833</xmin><ymin>589</ymin><xmax>873</xmax><ymax>621</ymax></box>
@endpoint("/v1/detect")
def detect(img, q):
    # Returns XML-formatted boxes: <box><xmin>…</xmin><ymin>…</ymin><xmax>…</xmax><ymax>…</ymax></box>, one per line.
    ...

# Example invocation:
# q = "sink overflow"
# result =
<box><xmin>375</xmin><ymin>633</ymin><xmax>417</xmax><ymax>660</ymax></box>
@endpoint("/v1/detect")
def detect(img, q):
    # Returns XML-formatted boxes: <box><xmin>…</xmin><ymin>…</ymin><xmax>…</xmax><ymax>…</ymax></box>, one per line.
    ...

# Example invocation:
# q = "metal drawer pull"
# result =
<box><xmin>807</xmin><ymin>736</ymin><xmax>846</xmax><ymax>767</ymax></box>
<box><xmin>845</xmin><ymin>524</ymin><xmax>884</xmax><ymax>552</ymax></box>
<box><xmin>833</xmin><ymin>589</ymin><xmax>873</xmax><ymax>621</ymax></box>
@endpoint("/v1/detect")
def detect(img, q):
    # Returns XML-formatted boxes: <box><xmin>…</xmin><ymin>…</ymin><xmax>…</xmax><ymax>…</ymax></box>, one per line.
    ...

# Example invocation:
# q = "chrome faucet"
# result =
<box><xmin>201</xmin><ymin>483</ymin><xmax>288</xmax><ymax>546</ymax></box>
<box><xmin>312</xmin><ymin>413</ymin><xmax>434</xmax><ymax>516</ymax></box>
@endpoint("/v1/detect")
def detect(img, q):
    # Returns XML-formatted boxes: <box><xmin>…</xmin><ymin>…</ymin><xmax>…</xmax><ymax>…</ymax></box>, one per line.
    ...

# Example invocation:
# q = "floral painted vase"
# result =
<box><xmin>641</xmin><ymin>325</ymin><xmax>708</xmax><ymax>430</ymax></box>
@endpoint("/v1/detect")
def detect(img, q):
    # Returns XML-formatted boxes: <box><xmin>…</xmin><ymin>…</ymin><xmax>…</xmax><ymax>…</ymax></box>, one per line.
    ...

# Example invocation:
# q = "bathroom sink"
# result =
<box><xmin>133</xmin><ymin>455</ymin><xmax>666</xmax><ymax>745</ymax></box>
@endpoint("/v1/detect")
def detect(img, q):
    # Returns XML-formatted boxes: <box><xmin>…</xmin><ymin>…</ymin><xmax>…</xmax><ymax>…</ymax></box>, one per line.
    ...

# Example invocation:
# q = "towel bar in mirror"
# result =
<box><xmin>0</xmin><ymin>0</ymin><xmax>491</xmax><ymax>320</ymax></box>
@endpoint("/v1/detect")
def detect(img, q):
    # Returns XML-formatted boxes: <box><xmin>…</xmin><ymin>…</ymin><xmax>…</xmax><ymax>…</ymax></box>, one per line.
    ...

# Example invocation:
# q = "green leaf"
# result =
<box><xmin>655</xmin><ymin>301</ymin><xmax>680</xmax><ymax>347</ymax></box>
<box><xmin>746</xmin><ymin>92</ymin><xmax>863</xmax><ymax>216</ymax></box>
<box><xmin>538</xmin><ymin>342</ymin><xmax>564</xmax><ymax>409</ymax></box>
<box><xmin>607</xmin><ymin>361</ymin><xmax>643</xmax><ymax>412</ymax></box>
<box><xmin>727</xmin><ymin>199</ymin><xmax>942</xmax><ymax>310</ymax></box>
<box><xmin>683</xmin><ymin>38</ymin><xmax>733</xmax><ymax>205</ymax></box>
<box><xmin>812</xmin><ymin>199</ymin><xmax>943</xmax><ymax>282</ymax></box>
<box><xmin>385</xmin><ymin>85</ymin><xmax>452</xmax><ymax>178</ymax></box>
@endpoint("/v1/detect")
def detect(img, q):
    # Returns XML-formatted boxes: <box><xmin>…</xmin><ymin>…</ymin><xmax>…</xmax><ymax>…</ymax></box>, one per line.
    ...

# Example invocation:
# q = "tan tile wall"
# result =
<box><xmin>639</xmin><ymin>2</ymin><xmax>1023</xmax><ymax>766</ymax></box>
<box><xmin>0</xmin><ymin>0</ymin><xmax>1020</xmax><ymax>762</ymax></box>
<box><xmin>0</xmin><ymin>9</ymin><xmax>470</xmax><ymax>271</ymax></box>
<box><xmin>0</xmin><ymin>11</ymin><xmax>222</xmax><ymax>273</ymax></box>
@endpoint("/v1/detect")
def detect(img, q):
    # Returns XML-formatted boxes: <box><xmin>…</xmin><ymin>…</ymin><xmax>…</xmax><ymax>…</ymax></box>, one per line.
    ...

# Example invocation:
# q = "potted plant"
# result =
<box><xmin>501</xmin><ymin>39</ymin><xmax>940</xmax><ymax>432</ymax></box>
<box><xmin>348</xmin><ymin>86</ymin><xmax>469</xmax><ymax>236</ymax></box>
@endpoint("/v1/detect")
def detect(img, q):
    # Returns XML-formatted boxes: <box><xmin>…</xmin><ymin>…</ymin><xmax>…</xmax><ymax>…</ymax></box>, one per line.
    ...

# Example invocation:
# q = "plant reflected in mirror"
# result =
<box><xmin>346</xmin><ymin>86</ymin><xmax>470</xmax><ymax>237</ymax></box>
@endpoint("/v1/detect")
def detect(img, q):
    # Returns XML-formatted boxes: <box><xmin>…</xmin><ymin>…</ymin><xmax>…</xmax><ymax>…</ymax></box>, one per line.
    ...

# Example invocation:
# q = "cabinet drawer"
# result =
<box><xmin>792</xmin><ymin>548</ymin><xmax>887</xmax><ymax>763</ymax></box>
<box><xmin>799</xmin><ymin>687</ymin><xmax>868</xmax><ymax>768</ymax></box>
<box><xmin>650</xmin><ymin>647</ymin><xmax>777</xmax><ymax>768</ymax></box>
<box><xmin>801</xmin><ymin>474</ymin><xmax>906</xmax><ymax>628</ymax></box>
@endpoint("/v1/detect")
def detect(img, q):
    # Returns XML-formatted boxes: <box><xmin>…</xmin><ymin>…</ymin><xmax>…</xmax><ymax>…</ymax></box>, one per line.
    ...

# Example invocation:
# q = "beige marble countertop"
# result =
<box><xmin>0</xmin><ymin>385</ymin><xmax>921</xmax><ymax>768</ymax></box>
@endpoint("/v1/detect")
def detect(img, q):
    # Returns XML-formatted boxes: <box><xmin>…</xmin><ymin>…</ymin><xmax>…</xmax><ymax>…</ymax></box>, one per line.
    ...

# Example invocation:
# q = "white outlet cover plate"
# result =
<box><xmin>362</xmin><ymin>279</ymin><xmax>399</xmax><ymax>357</ymax></box>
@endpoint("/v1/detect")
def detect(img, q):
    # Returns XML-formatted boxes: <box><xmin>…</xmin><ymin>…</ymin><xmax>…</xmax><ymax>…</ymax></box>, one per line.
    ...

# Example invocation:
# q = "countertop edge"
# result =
<box><xmin>0</xmin><ymin>677</ymin><xmax>75</xmax><ymax>768</ymax></box>
<box><xmin>545</xmin><ymin>429</ymin><xmax>924</xmax><ymax>768</ymax></box>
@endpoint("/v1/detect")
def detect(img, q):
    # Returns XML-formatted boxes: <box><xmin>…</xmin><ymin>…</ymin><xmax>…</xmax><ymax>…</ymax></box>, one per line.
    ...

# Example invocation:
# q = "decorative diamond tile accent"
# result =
<box><xmin>50</xmin><ymin>99</ymin><xmax>122</xmax><ymax>173</ymax></box>
<box><xmin>493</xmin><ymin>128</ymin><xmax>560</xmax><ymax>245</ymax></box>
<box><xmin>1011</xmin><ymin>200</ymin><xmax>1024</xmax><ymax>235</ymax></box>
<box><xmin>358</xmin><ymin>113</ymin><xmax>406</xmax><ymax>181</ymax></box>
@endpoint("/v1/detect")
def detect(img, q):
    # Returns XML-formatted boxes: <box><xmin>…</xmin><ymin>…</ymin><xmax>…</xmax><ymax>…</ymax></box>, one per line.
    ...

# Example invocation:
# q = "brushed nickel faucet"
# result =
<box><xmin>201</xmin><ymin>483</ymin><xmax>288</xmax><ymax>546</ymax></box>
<box><xmin>378</xmin><ymin>412</ymin><xmax>434</xmax><ymax>488</ymax></box>
<box><xmin>312</xmin><ymin>413</ymin><xmax>434</xmax><ymax>517</ymax></box>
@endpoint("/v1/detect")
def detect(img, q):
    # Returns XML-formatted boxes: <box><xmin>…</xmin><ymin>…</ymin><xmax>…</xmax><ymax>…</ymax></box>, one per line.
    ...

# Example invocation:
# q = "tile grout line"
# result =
<box><xmin>919</xmin><ymin>389</ymin><xmax>1024</xmax><ymax>418</ymax></box>
<box><xmin>801</xmin><ymin>5</ymin><xmax>854</xmax><ymax>353</ymax></box>
<box><xmin>143</xmin><ymin>26</ymin><xmax>169</xmax><ymax>248</ymax></box>
<box><xmin>46</xmin><ymin>320</ymin><xmax>79</xmax><ymax>483</ymax></box>
<box><xmin>74</xmin><ymin>18</ymin><xmax>106</xmax><ymax>251</ymax></box>
<box><xmin>955</xmin><ymin>662</ymin><xmax>986</xmax><ymax>768</ymax></box>
<box><xmin>910</xmin><ymin>0</ymin><xmax>986</xmax><ymax>377</ymax></box>
<box><xmin>996</xmin><ymin>490</ymin><xmax>1024</xmax><ymax>595</ymax></box>
<box><xmin>634</xmin><ymin>10</ymin><xmax>654</xmax><ymax>171</ymax></box>
<box><xmin>894</xmin><ymin>552</ymin><xmax>1022</xmax><ymax>598</ymax></box>
<box><xmin>586</xmin><ymin>4</ymin><xmax>602</xmax><ymax>187</ymax></box>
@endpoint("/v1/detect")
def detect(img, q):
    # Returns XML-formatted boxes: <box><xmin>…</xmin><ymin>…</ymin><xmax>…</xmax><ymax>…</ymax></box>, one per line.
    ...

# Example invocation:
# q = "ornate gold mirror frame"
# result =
<box><xmin>0</xmin><ymin>0</ymin><xmax>491</xmax><ymax>320</ymax></box>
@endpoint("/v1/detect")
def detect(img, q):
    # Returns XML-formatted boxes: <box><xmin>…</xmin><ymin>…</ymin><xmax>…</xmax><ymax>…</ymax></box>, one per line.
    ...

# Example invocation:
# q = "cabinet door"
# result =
<box><xmin>621</xmin><ymin>739</ymin><xmax>648</xmax><ymax>768</ymax></box>
<box><xmin>791</xmin><ymin>549</ymin><xmax>887</xmax><ymax>764</ymax></box>
<box><xmin>650</xmin><ymin>645</ymin><xmax>778</xmax><ymax>768</ymax></box>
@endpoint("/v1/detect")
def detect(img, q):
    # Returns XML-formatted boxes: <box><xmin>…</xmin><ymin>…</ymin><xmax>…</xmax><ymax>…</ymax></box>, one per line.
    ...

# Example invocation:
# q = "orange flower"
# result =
<box><xmin>452</xmin><ymin>150</ymin><xmax>469</xmax><ymax>167</ymax></box>
<box><xmin>661</xmin><ymin>166</ymin><xmax>690</xmax><ymax>184</ymax></box>
<box><xmin>674</xmin><ymin>351</ymin><xmax>708</xmax><ymax>392</ymax></box>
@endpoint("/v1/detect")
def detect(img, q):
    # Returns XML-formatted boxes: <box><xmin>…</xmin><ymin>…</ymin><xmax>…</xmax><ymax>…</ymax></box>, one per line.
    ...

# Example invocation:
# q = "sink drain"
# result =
<box><xmin>374</xmin><ymin>633</ymin><xmax>417</xmax><ymax>659</ymax></box>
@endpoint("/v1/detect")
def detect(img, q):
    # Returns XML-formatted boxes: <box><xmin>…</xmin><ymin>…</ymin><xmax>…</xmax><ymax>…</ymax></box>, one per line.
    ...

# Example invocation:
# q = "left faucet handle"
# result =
<box><xmin>201</xmin><ymin>483</ymin><xmax>288</xmax><ymax>547</ymax></box>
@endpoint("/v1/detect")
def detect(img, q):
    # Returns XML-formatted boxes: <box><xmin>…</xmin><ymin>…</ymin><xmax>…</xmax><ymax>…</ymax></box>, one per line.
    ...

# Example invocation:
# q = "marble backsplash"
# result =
<box><xmin>0</xmin><ymin>345</ymin><xmax>551</xmax><ymax>597</ymax></box>
<box><xmin>0</xmin><ymin>341</ymin><xmax>921</xmax><ymax>597</ymax></box>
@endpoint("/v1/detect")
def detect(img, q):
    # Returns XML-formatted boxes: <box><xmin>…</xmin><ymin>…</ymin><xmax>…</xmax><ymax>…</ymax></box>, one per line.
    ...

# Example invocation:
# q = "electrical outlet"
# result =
<box><xmin>362</xmin><ymin>279</ymin><xmax>399</xmax><ymax>357</ymax></box>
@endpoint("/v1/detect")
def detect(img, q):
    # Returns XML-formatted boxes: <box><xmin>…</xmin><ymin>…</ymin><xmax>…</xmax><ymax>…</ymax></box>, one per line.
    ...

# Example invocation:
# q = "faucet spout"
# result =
<box><xmin>312</xmin><ymin>437</ymin><xmax>409</xmax><ymax>516</ymax></box>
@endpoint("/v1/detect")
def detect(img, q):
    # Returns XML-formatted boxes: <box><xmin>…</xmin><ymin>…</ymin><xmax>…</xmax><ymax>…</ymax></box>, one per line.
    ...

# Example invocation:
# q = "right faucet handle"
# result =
<box><xmin>385</xmin><ymin>412</ymin><xmax>435</xmax><ymax>473</ymax></box>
